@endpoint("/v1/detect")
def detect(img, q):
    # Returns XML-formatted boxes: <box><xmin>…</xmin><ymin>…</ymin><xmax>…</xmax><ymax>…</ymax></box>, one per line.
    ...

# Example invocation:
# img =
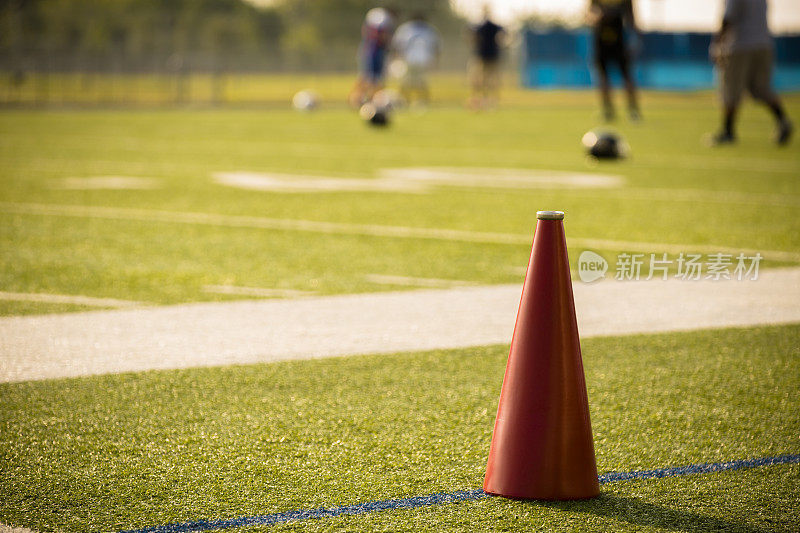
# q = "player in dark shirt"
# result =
<box><xmin>469</xmin><ymin>7</ymin><xmax>506</xmax><ymax>109</ymax></box>
<box><xmin>475</xmin><ymin>18</ymin><xmax>502</xmax><ymax>62</ymax></box>
<box><xmin>588</xmin><ymin>0</ymin><xmax>641</xmax><ymax>121</ymax></box>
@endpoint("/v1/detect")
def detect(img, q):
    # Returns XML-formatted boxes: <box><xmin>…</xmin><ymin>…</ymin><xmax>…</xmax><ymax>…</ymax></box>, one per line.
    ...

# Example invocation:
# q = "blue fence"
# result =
<box><xmin>521</xmin><ymin>29</ymin><xmax>800</xmax><ymax>91</ymax></box>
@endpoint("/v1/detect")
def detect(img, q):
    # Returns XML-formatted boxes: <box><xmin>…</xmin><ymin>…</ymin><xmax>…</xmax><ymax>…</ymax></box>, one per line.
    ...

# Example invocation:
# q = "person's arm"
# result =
<box><xmin>715</xmin><ymin>0</ymin><xmax>739</xmax><ymax>43</ymax></box>
<box><xmin>716</xmin><ymin>18</ymin><xmax>731</xmax><ymax>41</ymax></box>
<box><xmin>586</xmin><ymin>0</ymin><xmax>601</xmax><ymax>26</ymax></box>
<box><xmin>496</xmin><ymin>26</ymin><xmax>508</xmax><ymax>50</ymax></box>
<box><xmin>710</xmin><ymin>0</ymin><xmax>736</xmax><ymax>62</ymax></box>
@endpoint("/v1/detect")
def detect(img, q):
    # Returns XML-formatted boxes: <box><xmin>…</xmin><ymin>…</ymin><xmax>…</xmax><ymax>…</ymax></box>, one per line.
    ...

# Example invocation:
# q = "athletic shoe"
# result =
<box><xmin>708</xmin><ymin>131</ymin><xmax>736</xmax><ymax>146</ymax></box>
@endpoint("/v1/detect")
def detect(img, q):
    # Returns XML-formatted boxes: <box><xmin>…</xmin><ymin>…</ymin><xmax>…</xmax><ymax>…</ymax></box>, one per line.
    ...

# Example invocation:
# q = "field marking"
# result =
<box><xmin>0</xmin><ymin>526</ymin><xmax>38</xmax><ymax>533</ymax></box>
<box><xmin>216</xmin><ymin>168</ymin><xmax>800</xmax><ymax>207</ymax></box>
<box><xmin>212</xmin><ymin>171</ymin><xmax>428</xmax><ymax>193</ymax></box>
<box><xmin>2</xmin><ymin>202</ymin><xmax>798</xmax><ymax>263</ymax></box>
<box><xmin>378</xmin><ymin>167</ymin><xmax>625</xmax><ymax>189</ymax></box>
<box><xmin>202</xmin><ymin>285</ymin><xmax>312</xmax><ymax>299</ymax></box>
<box><xmin>118</xmin><ymin>454</ymin><xmax>800</xmax><ymax>533</ymax></box>
<box><xmin>3</xmin><ymin>268</ymin><xmax>799</xmax><ymax>383</ymax></box>
<box><xmin>53</xmin><ymin>176</ymin><xmax>160</xmax><ymax>190</ymax></box>
<box><xmin>364</xmin><ymin>274</ymin><xmax>477</xmax><ymax>288</ymax></box>
<box><xmin>0</xmin><ymin>291</ymin><xmax>144</xmax><ymax>308</ymax></box>
<box><xmin>212</xmin><ymin>167</ymin><xmax>624</xmax><ymax>194</ymax></box>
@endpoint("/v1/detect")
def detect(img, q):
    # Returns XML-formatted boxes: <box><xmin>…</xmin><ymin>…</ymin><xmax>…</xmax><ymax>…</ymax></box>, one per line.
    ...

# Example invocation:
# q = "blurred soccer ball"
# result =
<box><xmin>359</xmin><ymin>102</ymin><xmax>389</xmax><ymax>126</ymax></box>
<box><xmin>582</xmin><ymin>130</ymin><xmax>629</xmax><ymax>160</ymax></box>
<box><xmin>292</xmin><ymin>90</ymin><xmax>319</xmax><ymax>111</ymax></box>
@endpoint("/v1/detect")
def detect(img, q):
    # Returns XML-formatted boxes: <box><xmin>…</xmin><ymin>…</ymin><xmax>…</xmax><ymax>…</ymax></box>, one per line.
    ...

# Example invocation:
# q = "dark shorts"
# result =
<box><xmin>595</xmin><ymin>41</ymin><xmax>631</xmax><ymax>78</ymax></box>
<box><xmin>718</xmin><ymin>47</ymin><xmax>775</xmax><ymax>107</ymax></box>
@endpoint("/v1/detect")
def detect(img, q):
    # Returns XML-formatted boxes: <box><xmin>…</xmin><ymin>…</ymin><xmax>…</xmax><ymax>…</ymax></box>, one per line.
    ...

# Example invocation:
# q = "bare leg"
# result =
<box><xmin>723</xmin><ymin>104</ymin><xmax>737</xmax><ymax>138</ymax></box>
<box><xmin>622</xmin><ymin>72</ymin><xmax>640</xmax><ymax>119</ymax></box>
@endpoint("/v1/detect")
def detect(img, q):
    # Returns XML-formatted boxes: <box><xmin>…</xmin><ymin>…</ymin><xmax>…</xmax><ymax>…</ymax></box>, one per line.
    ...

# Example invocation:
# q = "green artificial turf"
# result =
<box><xmin>1</xmin><ymin>324</ymin><xmax>798</xmax><ymax>532</ymax></box>
<box><xmin>1</xmin><ymin>91</ymin><xmax>799</xmax><ymax>315</ymax></box>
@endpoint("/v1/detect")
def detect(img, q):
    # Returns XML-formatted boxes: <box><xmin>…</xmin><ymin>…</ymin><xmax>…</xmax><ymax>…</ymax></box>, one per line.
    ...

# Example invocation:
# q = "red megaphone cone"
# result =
<box><xmin>483</xmin><ymin>210</ymin><xmax>599</xmax><ymax>500</ymax></box>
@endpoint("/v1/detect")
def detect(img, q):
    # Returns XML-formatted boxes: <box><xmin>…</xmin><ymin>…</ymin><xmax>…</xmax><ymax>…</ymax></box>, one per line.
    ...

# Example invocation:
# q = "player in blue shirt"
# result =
<box><xmin>349</xmin><ymin>7</ymin><xmax>396</xmax><ymax>108</ymax></box>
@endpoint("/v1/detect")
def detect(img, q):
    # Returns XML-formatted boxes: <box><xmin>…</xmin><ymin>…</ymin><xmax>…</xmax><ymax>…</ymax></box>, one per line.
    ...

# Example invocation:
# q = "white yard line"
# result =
<box><xmin>0</xmin><ymin>291</ymin><xmax>144</xmax><ymax>308</ymax></box>
<box><xmin>2</xmin><ymin>202</ymin><xmax>799</xmax><ymax>262</ymax></box>
<box><xmin>0</xmin><ymin>201</ymin><xmax>529</xmax><ymax>244</ymax></box>
<box><xmin>2</xmin><ymin>268</ymin><xmax>799</xmax><ymax>383</ymax></box>
<box><xmin>364</xmin><ymin>274</ymin><xmax>477</xmax><ymax>288</ymax></box>
<box><xmin>203</xmin><ymin>285</ymin><xmax>313</xmax><ymax>298</ymax></box>
<box><xmin>53</xmin><ymin>176</ymin><xmax>160</xmax><ymax>190</ymax></box>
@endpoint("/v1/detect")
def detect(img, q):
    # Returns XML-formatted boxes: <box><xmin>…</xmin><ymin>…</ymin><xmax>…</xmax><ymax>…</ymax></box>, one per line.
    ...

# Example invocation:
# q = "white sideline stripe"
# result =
<box><xmin>2</xmin><ymin>268</ymin><xmax>799</xmax><ymax>383</ymax></box>
<box><xmin>1</xmin><ymin>202</ymin><xmax>799</xmax><ymax>263</ymax></box>
<box><xmin>365</xmin><ymin>274</ymin><xmax>477</xmax><ymax>288</ymax></box>
<box><xmin>0</xmin><ymin>291</ymin><xmax>143</xmax><ymax>308</ymax></box>
<box><xmin>203</xmin><ymin>285</ymin><xmax>312</xmax><ymax>298</ymax></box>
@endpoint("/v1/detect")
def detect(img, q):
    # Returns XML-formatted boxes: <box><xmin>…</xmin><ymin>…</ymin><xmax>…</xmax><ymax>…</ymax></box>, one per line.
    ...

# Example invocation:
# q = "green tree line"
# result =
<box><xmin>0</xmin><ymin>0</ymin><xmax>468</xmax><ymax>73</ymax></box>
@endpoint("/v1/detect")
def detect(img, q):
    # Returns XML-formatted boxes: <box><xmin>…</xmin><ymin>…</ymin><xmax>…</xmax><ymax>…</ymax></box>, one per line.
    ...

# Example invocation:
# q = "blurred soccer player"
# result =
<box><xmin>391</xmin><ymin>12</ymin><xmax>441</xmax><ymax>107</ymax></box>
<box><xmin>708</xmin><ymin>0</ymin><xmax>793</xmax><ymax>145</ymax></box>
<box><xmin>350</xmin><ymin>7</ymin><xmax>396</xmax><ymax>108</ymax></box>
<box><xmin>587</xmin><ymin>0</ymin><xmax>641</xmax><ymax>121</ymax></box>
<box><xmin>468</xmin><ymin>6</ymin><xmax>505</xmax><ymax>110</ymax></box>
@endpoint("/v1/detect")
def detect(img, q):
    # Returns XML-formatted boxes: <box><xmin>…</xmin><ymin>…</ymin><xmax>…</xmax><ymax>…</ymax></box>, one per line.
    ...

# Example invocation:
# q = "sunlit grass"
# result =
<box><xmin>1</xmin><ymin>324</ymin><xmax>798</xmax><ymax>532</ymax></box>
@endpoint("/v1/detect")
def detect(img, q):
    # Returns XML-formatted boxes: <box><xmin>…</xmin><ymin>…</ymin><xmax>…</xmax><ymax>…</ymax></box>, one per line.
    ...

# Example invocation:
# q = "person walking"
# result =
<box><xmin>587</xmin><ymin>0</ymin><xmax>642</xmax><ymax>121</ymax></box>
<box><xmin>391</xmin><ymin>12</ymin><xmax>441</xmax><ymax>106</ymax></box>
<box><xmin>709</xmin><ymin>0</ymin><xmax>793</xmax><ymax>145</ymax></box>
<box><xmin>349</xmin><ymin>7</ymin><xmax>396</xmax><ymax>108</ymax></box>
<box><xmin>468</xmin><ymin>6</ymin><xmax>506</xmax><ymax>110</ymax></box>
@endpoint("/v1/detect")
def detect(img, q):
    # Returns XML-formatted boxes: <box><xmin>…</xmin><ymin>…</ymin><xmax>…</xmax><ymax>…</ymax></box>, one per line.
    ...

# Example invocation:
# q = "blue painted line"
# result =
<box><xmin>119</xmin><ymin>489</ymin><xmax>488</xmax><ymax>533</ymax></box>
<box><xmin>597</xmin><ymin>453</ymin><xmax>800</xmax><ymax>484</ymax></box>
<box><xmin>120</xmin><ymin>454</ymin><xmax>800</xmax><ymax>533</ymax></box>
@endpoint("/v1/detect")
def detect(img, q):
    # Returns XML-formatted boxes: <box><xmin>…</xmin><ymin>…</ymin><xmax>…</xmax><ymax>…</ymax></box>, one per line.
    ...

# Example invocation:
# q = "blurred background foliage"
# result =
<box><xmin>0</xmin><ymin>0</ymin><xmax>470</xmax><ymax>74</ymax></box>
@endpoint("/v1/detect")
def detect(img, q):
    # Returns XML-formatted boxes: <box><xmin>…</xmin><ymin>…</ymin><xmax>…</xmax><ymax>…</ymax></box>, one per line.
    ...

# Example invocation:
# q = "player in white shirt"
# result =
<box><xmin>391</xmin><ymin>13</ymin><xmax>440</xmax><ymax>105</ymax></box>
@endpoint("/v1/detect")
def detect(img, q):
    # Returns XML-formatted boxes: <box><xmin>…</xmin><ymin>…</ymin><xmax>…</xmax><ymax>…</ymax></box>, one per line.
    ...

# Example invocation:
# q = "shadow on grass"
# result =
<box><xmin>533</xmin><ymin>493</ymin><xmax>772</xmax><ymax>533</ymax></box>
